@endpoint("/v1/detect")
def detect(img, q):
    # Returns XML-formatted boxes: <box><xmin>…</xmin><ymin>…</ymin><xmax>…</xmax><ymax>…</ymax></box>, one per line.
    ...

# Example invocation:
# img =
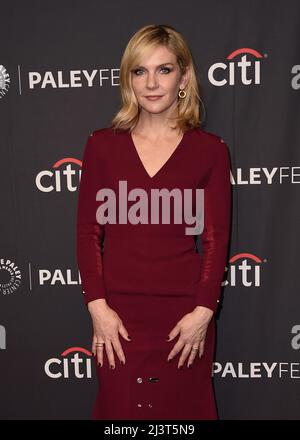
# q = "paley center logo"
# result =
<box><xmin>0</xmin><ymin>64</ymin><xmax>10</xmax><ymax>99</ymax></box>
<box><xmin>0</xmin><ymin>258</ymin><xmax>22</xmax><ymax>296</ymax></box>
<box><xmin>208</xmin><ymin>47</ymin><xmax>265</xmax><ymax>86</ymax></box>
<box><xmin>225</xmin><ymin>252</ymin><xmax>266</xmax><ymax>288</ymax></box>
<box><xmin>45</xmin><ymin>347</ymin><xmax>93</xmax><ymax>379</ymax></box>
<box><xmin>36</xmin><ymin>157</ymin><xmax>82</xmax><ymax>192</ymax></box>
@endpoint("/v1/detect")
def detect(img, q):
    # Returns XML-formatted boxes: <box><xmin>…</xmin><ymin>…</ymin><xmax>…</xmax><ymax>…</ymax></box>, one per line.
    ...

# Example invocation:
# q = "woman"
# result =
<box><xmin>76</xmin><ymin>24</ymin><xmax>232</xmax><ymax>420</ymax></box>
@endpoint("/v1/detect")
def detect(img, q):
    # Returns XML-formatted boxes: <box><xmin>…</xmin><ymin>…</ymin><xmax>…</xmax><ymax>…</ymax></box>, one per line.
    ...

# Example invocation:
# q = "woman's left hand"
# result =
<box><xmin>166</xmin><ymin>306</ymin><xmax>214</xmax><ymax>368</ymax></box>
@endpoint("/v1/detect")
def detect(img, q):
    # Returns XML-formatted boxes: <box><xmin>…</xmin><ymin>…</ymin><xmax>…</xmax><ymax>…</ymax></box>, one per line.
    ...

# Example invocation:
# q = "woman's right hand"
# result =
<box><xmin>87</xmin><ymin>298</ymin><xmax>132</xmax><ymax>369</ymax></box>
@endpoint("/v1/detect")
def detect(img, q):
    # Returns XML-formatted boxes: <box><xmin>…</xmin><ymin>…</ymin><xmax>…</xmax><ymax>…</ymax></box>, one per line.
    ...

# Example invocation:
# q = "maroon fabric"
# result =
<box><xmin>76</xmin><ymin>126</ymin><xmax>231</xmax><ymax>419</ymax></box>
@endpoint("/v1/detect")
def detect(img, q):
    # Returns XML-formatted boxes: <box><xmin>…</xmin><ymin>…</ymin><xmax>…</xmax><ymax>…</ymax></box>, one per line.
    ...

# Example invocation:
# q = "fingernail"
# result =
<box><xmin>188</xmin><ymin>364</ymin><xmax>192</xmax><ymax>368</ymax></box>
<box><xmin>127</xmin><ymin>336</ymin><xmax>132</xmax><ymax>340</ymax></box>
<box><xmin>120</xmin><ymin>360</ymin><xmax>125</xmax><ymax>365</ymax></box>
<box><xmin>166</xmin><ymin>337</ymin><xmax>170</xmax><ymax>341</ymax></box>
<box><xmin>167</xmin><ymin>358</ymin><xmax>171</xmax><ymax>362</ymax></box>
<box><xmin>110</xmin><ymin>364</ymin><xmax>114</xmax><ymax>369</ymax></box>
<box><xmin>178</xmin><ymin>365</ymin><xmax>182</xmax><ymax>370</ymax></box>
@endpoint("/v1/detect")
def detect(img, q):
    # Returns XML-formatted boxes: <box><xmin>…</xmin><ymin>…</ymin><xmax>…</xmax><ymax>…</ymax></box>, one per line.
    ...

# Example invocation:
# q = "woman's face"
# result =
<box><xmin>130</xmin><ymin>45</ymin><xmax>189</xmax><ymax>116</ymax></box>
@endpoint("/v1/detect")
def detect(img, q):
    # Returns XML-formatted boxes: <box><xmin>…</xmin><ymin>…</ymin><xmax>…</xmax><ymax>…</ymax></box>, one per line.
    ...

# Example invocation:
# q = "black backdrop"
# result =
<box><xmin>1</xmin><ymin>0</ymin><xmax>300</xmax><ymax>420</ymax></box>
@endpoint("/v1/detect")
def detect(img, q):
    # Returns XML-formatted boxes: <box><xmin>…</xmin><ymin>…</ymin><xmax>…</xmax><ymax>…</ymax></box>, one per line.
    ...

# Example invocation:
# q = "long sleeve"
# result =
<box><xmin>76</xmin><ymin>132</ymin><xmax>106</xmax><ymax>305</ymax></box>
<box><xmin>194</xmin><ymin>138</ymin><xmax>232</xmax><ymax>313</ymax></box>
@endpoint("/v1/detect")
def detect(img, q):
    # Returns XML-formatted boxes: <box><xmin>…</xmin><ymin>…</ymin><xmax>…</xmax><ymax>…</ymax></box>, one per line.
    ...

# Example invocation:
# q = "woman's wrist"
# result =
<box><xmin>87</xmin><ymin>298</ymin><xmax>108</xmax><ymax>313</ymax></box>
<box><xmin>193</xmin><ymin>305</ymin><xmax>214</xmax><ymax>320</ymax></box>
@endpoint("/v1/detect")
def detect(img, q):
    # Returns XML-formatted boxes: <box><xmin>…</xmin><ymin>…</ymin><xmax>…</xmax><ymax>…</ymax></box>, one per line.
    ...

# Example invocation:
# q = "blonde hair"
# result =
<box><xmin>110</xmin><ymin>24</ymin><xmax>203</xmax><ymax>134</ymax></box>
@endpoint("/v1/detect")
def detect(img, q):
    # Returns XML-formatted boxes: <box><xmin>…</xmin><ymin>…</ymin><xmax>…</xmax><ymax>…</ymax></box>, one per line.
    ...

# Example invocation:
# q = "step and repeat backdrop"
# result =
<box><xmin>1</xmin><ymin>0</ymin><xmax>299</xmax><ymax>420</ymax></box>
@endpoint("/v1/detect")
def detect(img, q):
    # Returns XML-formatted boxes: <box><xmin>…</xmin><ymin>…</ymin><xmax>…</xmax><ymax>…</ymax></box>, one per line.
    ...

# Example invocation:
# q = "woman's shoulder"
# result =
<box><xmin>90</xmin><ymin>126</ymin><xmax>126</xmax><ymax>140</ymax></box>
<box><xmin>191</xmin><ymin>126</ymin><xmax>226</xmax><ymax>146</ymax></box>
<box><xmin>85</xmin><ymin>126</ymin><xmax>125</xmax><ymax>155</ymax></box>
<box><xmin>89</xmin><ymin>126</ymin><xmax>113</xmax><ymax>139</ymax></box>
<box><xmin>191</xmin><ymin>127</ymin><xmax>229</xmax><ymax>164</ymax></box>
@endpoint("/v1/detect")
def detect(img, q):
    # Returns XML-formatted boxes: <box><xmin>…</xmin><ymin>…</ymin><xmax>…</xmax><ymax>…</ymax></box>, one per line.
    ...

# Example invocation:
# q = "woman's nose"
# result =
<box><xmin>146</xmin><ymin>73</ymin><xmax>158</xmax><ymax>88</ymax></box>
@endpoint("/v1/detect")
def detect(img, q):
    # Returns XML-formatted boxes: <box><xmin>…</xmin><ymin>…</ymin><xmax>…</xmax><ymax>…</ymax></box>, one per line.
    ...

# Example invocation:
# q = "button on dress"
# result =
<box><xmin>76</xmin><ymin>126</ymin><xmax>232</xmax><ymax>420</ymax></box>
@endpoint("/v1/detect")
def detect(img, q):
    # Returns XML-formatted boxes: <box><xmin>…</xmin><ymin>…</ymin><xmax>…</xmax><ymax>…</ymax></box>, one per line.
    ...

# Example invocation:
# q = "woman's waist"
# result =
<box><xmin>104</xmin><ymin>222</ymin><xmax>198</xmax><ymax>239</ymax></box>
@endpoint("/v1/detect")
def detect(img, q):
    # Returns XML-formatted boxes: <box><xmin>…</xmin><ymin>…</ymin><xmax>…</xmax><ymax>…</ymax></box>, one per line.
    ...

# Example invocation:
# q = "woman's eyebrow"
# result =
<box><xmin>135</xmin><ymin>62</ymin><xmax>175</xmax><ymax>68</ymax></box>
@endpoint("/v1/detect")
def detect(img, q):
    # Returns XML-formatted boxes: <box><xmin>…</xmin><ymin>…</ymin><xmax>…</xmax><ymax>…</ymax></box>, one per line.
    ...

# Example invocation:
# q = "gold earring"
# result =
<box><xmin>178</xmin><ymin>89</ymin><xmax>186</xmax><ymax>99</ymax></box>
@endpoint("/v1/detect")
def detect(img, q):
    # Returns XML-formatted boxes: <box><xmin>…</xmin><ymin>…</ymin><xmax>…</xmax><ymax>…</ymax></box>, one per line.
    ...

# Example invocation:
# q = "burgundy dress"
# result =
<box><xmin>76</xmin><ymin>126</ymin><xmax>231</xmax><ymax>420</ymax></box>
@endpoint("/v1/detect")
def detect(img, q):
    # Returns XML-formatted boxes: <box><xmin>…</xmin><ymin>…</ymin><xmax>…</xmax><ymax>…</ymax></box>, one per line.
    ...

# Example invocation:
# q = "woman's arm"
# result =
<box><xmin>166</xmin><ymin>137</ymin><xmax>232</xmax><ymax>367</ymax></box>
<box><xmin>194</xmin><ymin>137</ymin><xmax>232</xmax><ymax>313</ymax></box>
<box><xmin>76</xmin><ymin>131</ymin><xmax>107</xmax><ymax>305</ymax></box>
<box><xmin>76</xmin><ymin>131</ymin><xmax>131</xmax><ymax>367</ymax></box>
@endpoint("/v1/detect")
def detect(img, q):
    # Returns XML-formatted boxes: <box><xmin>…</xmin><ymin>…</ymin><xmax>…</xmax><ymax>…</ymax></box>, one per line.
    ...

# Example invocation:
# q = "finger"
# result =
<box><xmin>111</xmin><ymin>336</ymin><xmax>126</xmax><ymax>365</ymax></box>
<box><xmin>95</xmin><ymin>337</ymin><xmax>105</xmax><ymax>366</ymax></box>
<box><xmin>167</xmin><ymin>338</ymin><xmax>185</xmax><ymax>361</ymax></box>
<box><xmin>104</xmin><ymin>340</ymin><xmax>116</xmax><ymax>369</ymax></box>
<box><xmin>187</xmin><ymin>344</ymin><xmax>200</xmax><ymax>366</ymax></box>
<box><xmin>91</xmin><ymin>334</ymin><xmax>97</xmax><ymax>357</ymax></box>
<box><xmin>166</xmin><ymin>324</ymin><xmax>180</xmax><ymax>341</ymax></box>
<box><xmin>199</xmin><ymin>339</ymin><xmax>205</xmax><ymax>358</ymax></box>
<box><xmin>177</xmin><ymin>344</ymin><xmax>194</xmax><ymax>368</ymax></box>
<box><xmin>96</xmin><ymin>343</ymin><xmax>105</xmax><ymax>367</ymax></box>
<box><xmin>118</xmin><ymin>322</ymin><xmax>132</xmax><ymax>342</ymax></box>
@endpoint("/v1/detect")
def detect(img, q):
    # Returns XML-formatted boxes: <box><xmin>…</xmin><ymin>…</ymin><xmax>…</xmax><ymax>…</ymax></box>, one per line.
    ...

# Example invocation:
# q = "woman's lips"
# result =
<box><xmin>145</xmin><ymin>95</ymin><xmax>163</xmax><ymax>100</ymax></box>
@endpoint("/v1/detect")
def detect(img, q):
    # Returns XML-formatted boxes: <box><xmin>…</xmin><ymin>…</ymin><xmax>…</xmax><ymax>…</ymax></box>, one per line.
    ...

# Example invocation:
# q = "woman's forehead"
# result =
<box><xmin>133</xmin><ymin>45</ymin><xmax>177</xmax><ymax>66</ymax></box>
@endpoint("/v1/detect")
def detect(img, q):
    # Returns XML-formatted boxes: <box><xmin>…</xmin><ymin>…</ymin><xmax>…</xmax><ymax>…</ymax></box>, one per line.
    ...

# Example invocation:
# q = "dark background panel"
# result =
<box><xmin>0</xmin><ymin>0</ymin><xmax>299</xmax><ymax>420</ymax></box>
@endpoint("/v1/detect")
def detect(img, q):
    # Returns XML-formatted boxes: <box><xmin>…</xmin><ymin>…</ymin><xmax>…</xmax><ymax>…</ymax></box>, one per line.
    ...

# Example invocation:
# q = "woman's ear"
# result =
<box><xmin>180</xmin><ymin>66</ymin><xmax>190</xmax><ymax>89</ymax></box>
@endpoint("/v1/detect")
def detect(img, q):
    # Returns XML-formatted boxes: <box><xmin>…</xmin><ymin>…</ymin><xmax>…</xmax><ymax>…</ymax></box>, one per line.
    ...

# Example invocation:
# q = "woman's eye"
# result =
<box><xmin>133</xmin><ymin>67</ymin><xmax>172</xmax><ymax>75</ymax></box>
<box><xmin>133</xmin><ymin>68</ymin><xmax>143</xmax><ymax>75</ymax></box>
<box><xmin>161</xmin><ymin>67</ymin><xmax>171</xmax><ymax>73</ymax></box>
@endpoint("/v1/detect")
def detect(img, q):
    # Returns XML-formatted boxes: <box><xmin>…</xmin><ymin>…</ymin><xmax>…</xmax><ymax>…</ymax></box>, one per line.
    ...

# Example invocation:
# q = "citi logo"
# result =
<box><xmin>44</xmin><ymin>347</ymin><xmax>93</xmax><ymax>379</ymax></box>
<box><xmin>208</xmin><ymin>48</ymin><xmax>265</xmax><ymax>86</ymax></box>
<box><xmin>36</xmin><ymin>157</ymin><xmax>82</xmax><ymax>192</ymax></box>
<box><xmin>224</xmin><ymin>253</ymin><xmax>266</xmax><ymax>287</ymax></box>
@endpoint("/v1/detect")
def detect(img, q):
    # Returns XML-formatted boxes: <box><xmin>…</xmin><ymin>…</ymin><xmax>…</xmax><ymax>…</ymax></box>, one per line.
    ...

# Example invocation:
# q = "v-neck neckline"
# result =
<box><xmin>128</xmin><ymin>128</ymin><xmax>191</xmax><ymax>180</ymax></box>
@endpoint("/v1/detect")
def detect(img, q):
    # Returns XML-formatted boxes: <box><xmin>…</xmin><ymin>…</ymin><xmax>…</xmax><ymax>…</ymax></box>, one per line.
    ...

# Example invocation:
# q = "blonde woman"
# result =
<box><xmin>76</xmin><ymin>24</ymin><xmax>232</xmax><ymax>420</ymax></box>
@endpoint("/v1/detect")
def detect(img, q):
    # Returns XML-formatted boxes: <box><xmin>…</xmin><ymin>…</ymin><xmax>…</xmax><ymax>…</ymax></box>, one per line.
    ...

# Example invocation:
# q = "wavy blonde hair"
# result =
<box><xmin>110</xmin><ymin>24</ymin><xmax>203</xmax><ymax>133</ymax></box>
